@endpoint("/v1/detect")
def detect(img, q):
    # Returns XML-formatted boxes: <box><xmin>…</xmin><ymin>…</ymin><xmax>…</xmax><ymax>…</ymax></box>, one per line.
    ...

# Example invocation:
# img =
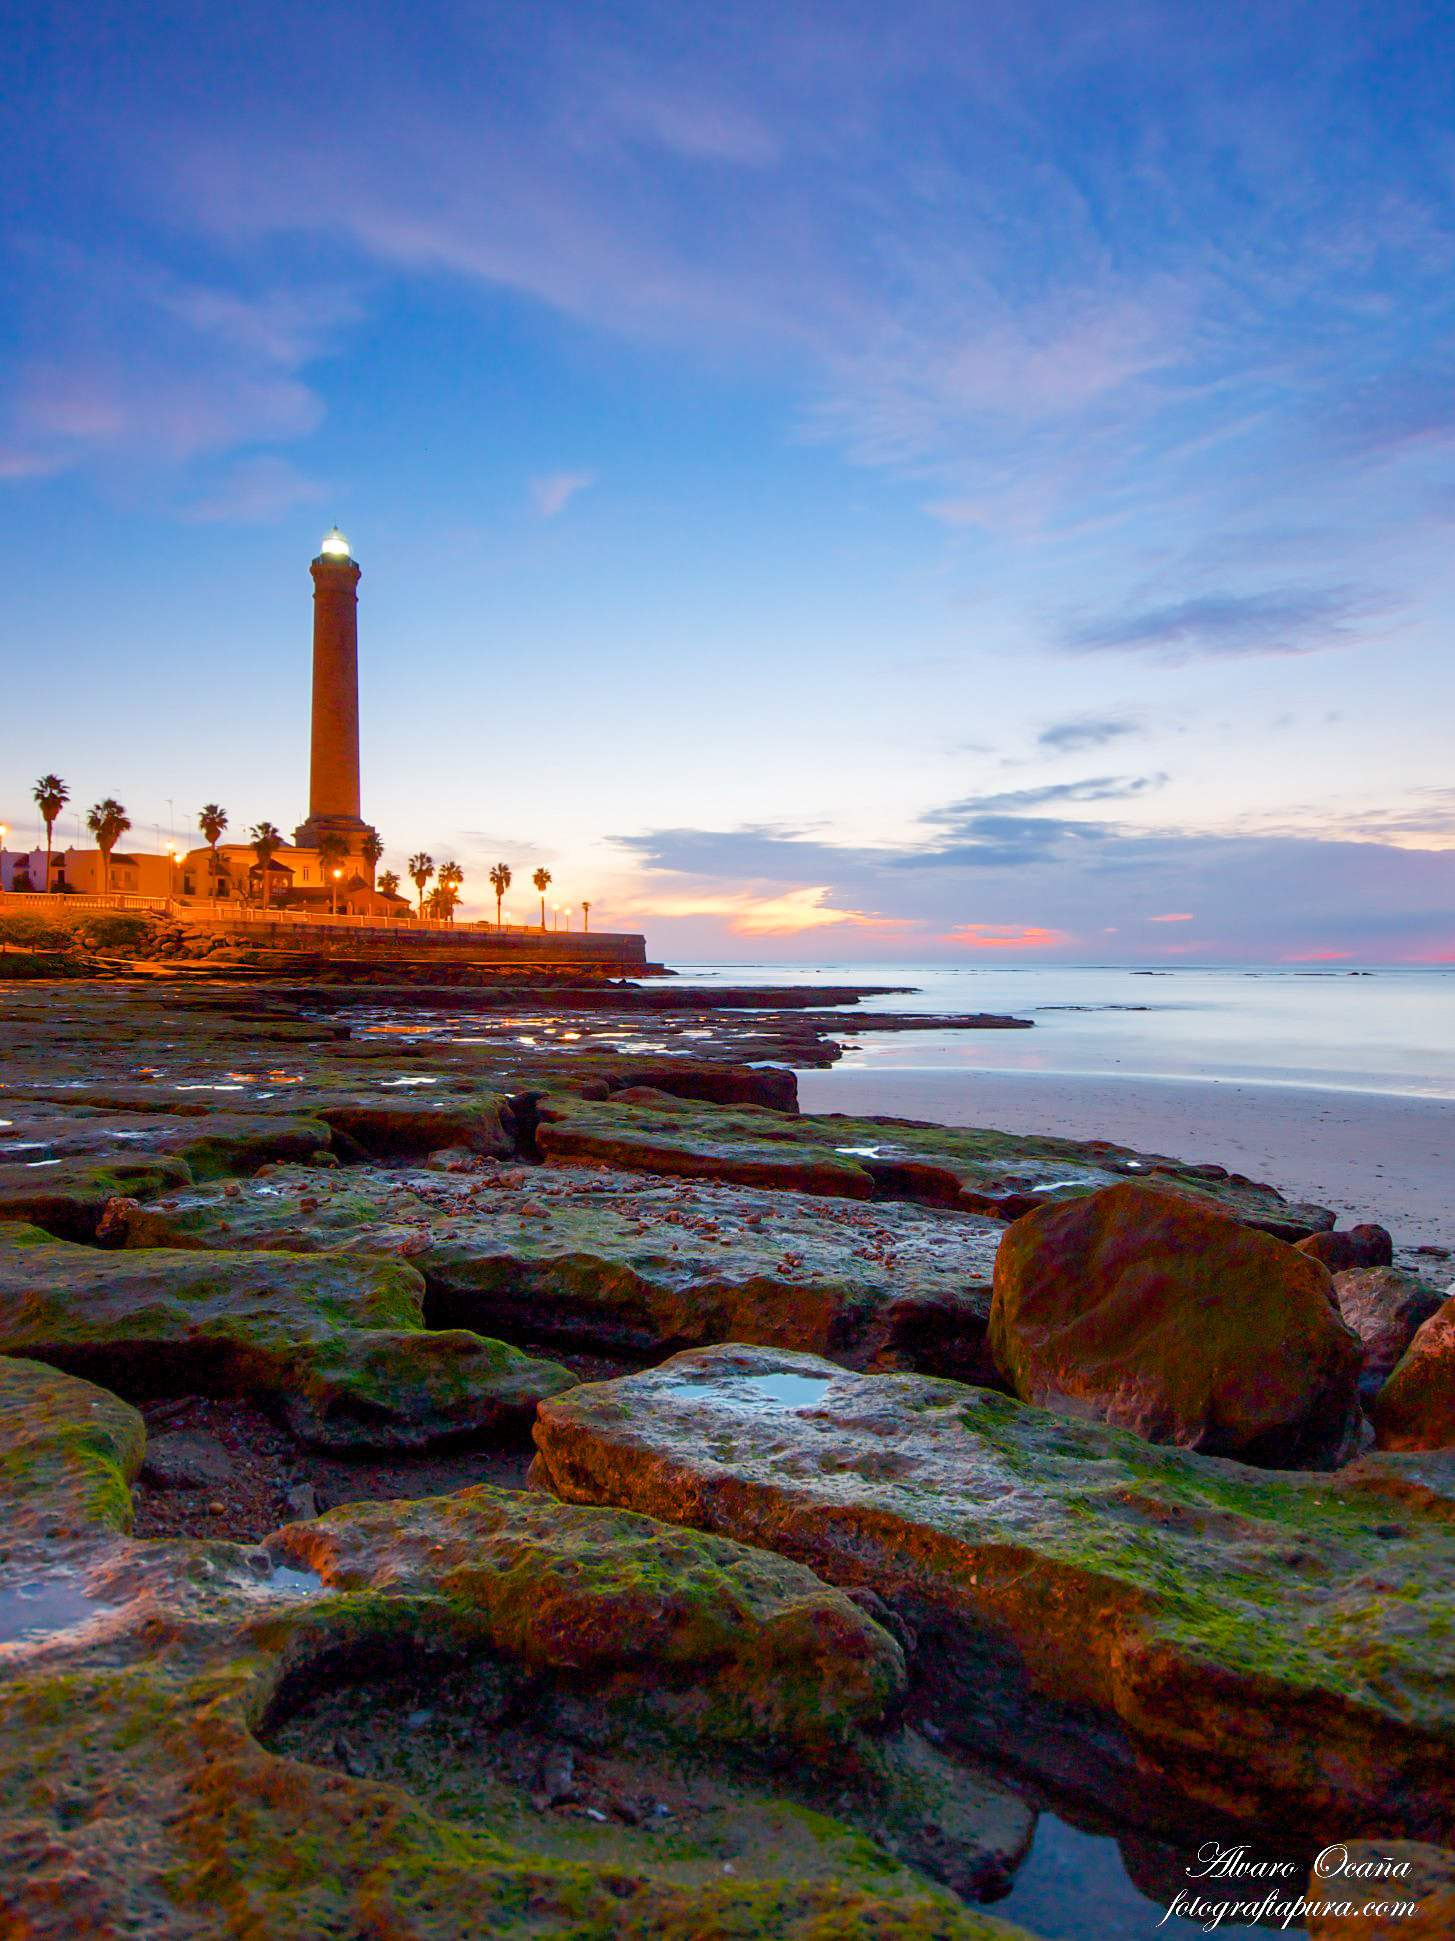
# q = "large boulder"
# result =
<box><xmin>532</xmin><ymin>1343</ymin><xmax>1455</xmax><ymax>1845</ymax></box>
<box><xmin>1299</xmin><ymin>1226</ymin><xmax>1395</xmax><ymax>1273</ymax></box>
<box><xmin>1334</xmin><ymin>1269</ymin><xmax>1444</xmax><ymax>1402</ymax></box>
<box><xmin>1372</xmin><ymin>1301</ymin><xmax>1455</xmax><ymax>1450</ymax></box>
<box><xmin>989</xmin><ymin>1181</ymin><xmax>1363</xmax><ymax>1466</ymax></box>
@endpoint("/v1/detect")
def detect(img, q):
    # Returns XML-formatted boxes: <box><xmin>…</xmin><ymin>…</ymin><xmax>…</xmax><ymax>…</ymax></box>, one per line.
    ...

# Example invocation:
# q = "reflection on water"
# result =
<box><xmin>0</xmin><ymin>1577</ymin><xmax>115</xmax><ymax>1645</ymax></box>
<box><xmin>731</xmin><ymin>1373</ymin><xmax>835</xmax><ymax>1408</ymax></box>
<box><xmin>992</xmin><ymin>1814</ymin><xmax>1294</xmax><ymax>1938</ymax></box>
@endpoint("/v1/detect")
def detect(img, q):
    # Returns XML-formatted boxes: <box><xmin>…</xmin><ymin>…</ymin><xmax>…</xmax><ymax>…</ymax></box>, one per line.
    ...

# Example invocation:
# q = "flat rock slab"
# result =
<box><xmin>0</xmin><ymin>1355</ymin><xmax>1034</xmax><ymax>1939</ymax></box>
<box><xmin>118</xmin><ymin>1161</ymin><xmax>1007</xmax><ymax>1379</ymax></box>
<box><xmin>536</xmin><ymin>1097</ymin><xmax>1336</xmax><ymax>1236</ymax></box>
<box><xmin>0</xmin><ymin>1097</ymin><xmax>330</xmax><ymax>1173</ymax></box>
<box><xmin>0</xmin><ymin>1222</ymin><xmax>574</xmax><ymax>1450</ymax></box>
<box><xmin>0</xmin><ymin>1154</ymin><xmax>196</xmax><ymax>1240</ymax></box>
<box><xmin>532</xmin><ymin>1344</ymin><xmax>1455</xmax><ymax>1846</ymax></box>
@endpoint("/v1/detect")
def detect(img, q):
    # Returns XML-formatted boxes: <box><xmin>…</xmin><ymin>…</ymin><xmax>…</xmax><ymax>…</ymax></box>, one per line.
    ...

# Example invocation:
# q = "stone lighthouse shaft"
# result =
<box><xmin>295</xmin><ymin>528</ymin><xmax>375</xmax><ymax>861</ymax></box>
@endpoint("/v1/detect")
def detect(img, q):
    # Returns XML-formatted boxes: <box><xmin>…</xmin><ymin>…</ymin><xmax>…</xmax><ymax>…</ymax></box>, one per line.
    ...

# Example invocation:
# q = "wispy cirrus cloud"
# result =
<box><xmin>1036</xmin><ymin>716</ymin><xmax>1139</xmax><ymax>754</ymax></box>
<box><xmin>936</xmin><ymin>775</ymin><xmax>1168</xmax><ymax>816</ymax></box>
<box><xmin>2</xmin><ymin>249</ymin><xmax>350</xmax><ymax>481</ymax></box>
<box><xmin>531</xmin><ymin>471</ymin><xmax>597</xmax><ymax>517</ymax></box>
<box><xmin>1062</xmin><ymin>586</ymin><xmax>1390</xmax><ymax>662</ymax></box>
<box><xmin>184</xmin><ymin>454</ymin><xmax>325</xmax><ymax>524</ymax></box>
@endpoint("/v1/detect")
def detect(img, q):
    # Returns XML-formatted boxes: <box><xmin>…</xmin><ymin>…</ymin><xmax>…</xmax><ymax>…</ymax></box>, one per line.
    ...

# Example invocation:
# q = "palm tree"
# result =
<box><xmin>250</xmin><ymin>822</ymin><xmax>282</xmax><ymax>910</ymax></box>
<box><xmin>377</xmin><ymin>870</ymin><xmax>400</xmax><ymax>899</ymax></box>
<box><xmin>581</xmin><ymin>899</ymin><xmax>591</xmax><ymax>933</ymax></box>
<box><xmin>86</xmin><ymin>798</ymin><xmax>131</xmax><ymax>895</ymax></box>
<box><xmin>32</xmin><ymin>775</ymin><xmax>68</xmax><ymax>892</ymax></box>
<box><xmin>437</xmin><ymin>861</ymin><xmax>463</xmax><ymax>924</ymax></box>
<box><xmin>198</xmin><ymin>804</ymin><xmax>227</xmax><ymax>897</ymax></box>
<box><xmin>532</xmin><ymin>867</ymin><xmax>552</xmax><ymax>930</ymax></box>
<box><xmin>488</xmin><ymin>862</ymin><xmax>512</xmax><ymax>929</ymax></box>
<box><xmin>408</xmin><ymin>852</ymin><xmax>435</xmax><ymax>918</ymax></box>
<box><xmin>360</xmin><ymin>829</ymin><xmax>385</xmax><ymax>879</ymax></box>
<box><xmin>316</xmin><ymin>833</ymin><xmax>349</xmax><ymax>914</ymax></box>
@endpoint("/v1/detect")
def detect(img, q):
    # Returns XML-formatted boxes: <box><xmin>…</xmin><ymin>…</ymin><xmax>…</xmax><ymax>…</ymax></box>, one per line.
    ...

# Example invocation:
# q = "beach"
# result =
<box><xmin>797</xmin><ymin>1067</ymin><xmax>1455</xmax><ymax>1256</ymax></box>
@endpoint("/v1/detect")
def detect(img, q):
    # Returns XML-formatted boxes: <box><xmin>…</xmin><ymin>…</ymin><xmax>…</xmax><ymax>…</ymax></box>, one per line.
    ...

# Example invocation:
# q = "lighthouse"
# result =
<box><xmin>294</xmin><ymin>527</ymin><xmax>378</xmax><ymax>864</ymax></box>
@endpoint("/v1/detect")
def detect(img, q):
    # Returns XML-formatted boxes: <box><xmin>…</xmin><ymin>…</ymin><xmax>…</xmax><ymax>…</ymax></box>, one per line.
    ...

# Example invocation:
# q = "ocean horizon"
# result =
<box><xmin>673</xmin><ymin>961</ymin><xmax>1455</xmax><ymax>1102</ymax></box>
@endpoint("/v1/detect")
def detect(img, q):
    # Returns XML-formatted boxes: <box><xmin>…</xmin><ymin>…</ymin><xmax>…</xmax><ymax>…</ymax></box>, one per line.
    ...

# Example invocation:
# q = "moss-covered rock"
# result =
<box><xmin>1335</xmin><ymin>1269</ymin><xmax>1445</xmax><ymax>1404</ymax></box>
<box><xmin>0</xmin><ymin>1224</ymin><xmax>575</xmax><ymax>1450</ymax></box>
<box><xmin>989</xmin><ymin>1182</ymin><xmax>1363</xmax><ymax>1467</ymax></box>
<box><xmin>118</xmin><ymin>1161</ymin><xmax>1006</xmax><ymax>1380</ymax></box>
<box><xmin>0</xmin><ymin>1355</ymin><xmax>145</xmax><ymax>1537</ymax></box>
<box><xmin>0</xmin><ymin>1358</ymin><xmax>1036</xmax><ymax>1939</ymax></box>
<box><xmin>534</xmin><ymin>1096</ymin><xmax>1336</xmax><ymax>1236</ymax></box>
<box><xmin>0</xmin><ymin>1095</ymin><xmax>331</xmax><ymax>1171</ymax></box>
<box><xmin>1372</xmin><ymin>1301</ymin><xmax>1455</xmax><ymax>1451</ymax></box>
<box><xmin>532</xmin><ymin>1344</ymin><xmax>1455</xmax><ymax>1845</ymax></box>
<box><xmin>0</xmin><ymin>1154</ymin><xmax>195</xmax><ymax>1240</ymax></box>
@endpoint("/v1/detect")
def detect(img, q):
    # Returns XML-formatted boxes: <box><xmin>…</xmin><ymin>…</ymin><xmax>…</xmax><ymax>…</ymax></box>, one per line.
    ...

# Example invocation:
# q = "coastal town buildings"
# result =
<box><xmin>0</xmin><ymin>847</ymin><xmax>173</xmax><ymax>897</ymax></box>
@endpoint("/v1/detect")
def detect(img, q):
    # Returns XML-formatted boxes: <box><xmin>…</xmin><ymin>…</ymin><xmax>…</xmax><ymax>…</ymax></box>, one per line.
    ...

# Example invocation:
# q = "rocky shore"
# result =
<box><xmin>1</xmin><ymin>942</ymin><xmax>1451</xmax><ymax>1937</ymax></box>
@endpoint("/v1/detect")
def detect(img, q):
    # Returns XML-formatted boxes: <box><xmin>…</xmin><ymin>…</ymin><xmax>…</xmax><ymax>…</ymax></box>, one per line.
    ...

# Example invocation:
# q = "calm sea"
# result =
<box><xmin>676</xmin><ymin>964</ymin><xmax>1455</xmax><ymax>1102</ymax></box>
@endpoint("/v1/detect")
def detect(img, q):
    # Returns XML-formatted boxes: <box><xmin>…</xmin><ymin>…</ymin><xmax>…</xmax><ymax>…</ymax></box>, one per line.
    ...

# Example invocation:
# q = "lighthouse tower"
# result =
<box><xmin>294</xmin><ymin>528</ymin><xmax>378</xmax><ymax>865</ymax></box>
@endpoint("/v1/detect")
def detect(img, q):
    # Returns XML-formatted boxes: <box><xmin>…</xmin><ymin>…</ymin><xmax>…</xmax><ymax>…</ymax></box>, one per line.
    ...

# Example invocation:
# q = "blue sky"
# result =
<box><xmin>3</xmin><ymin>0</ymin><xmax>1454</xmax><ymax>960</ymax></box>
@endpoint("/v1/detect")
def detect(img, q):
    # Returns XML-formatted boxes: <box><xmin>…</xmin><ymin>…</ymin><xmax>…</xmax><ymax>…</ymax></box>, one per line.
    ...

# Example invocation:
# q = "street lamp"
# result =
<box><xmin>0</xmin><ymin>825</ymin><xmax>8</xmax><ymax>895</ymax></box>
<box><xmin>331</xmin><ymin>867</ymin><xmax>343</xmax><ymax>917</ymax></box>
<box><xmin>563</xmin><ymin>906</ymin><xmax>572</xmax><ymax>932</ymax></box>
<box><xmin>165</xmin><ymin>842</ymin><xmax>179</xmax><ymax>903</ymax></box>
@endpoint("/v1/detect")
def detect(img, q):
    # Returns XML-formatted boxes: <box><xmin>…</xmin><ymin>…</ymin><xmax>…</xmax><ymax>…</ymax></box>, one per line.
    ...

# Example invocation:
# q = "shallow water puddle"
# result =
<box><xmin>0</xmin><ymin>1577</ymin><xmax>116</xmax><ymax>1646</ymax></box>
<box><xmin>379</xmin><ymin>1076</ymin><xmax>439</xmax><ymax>1087</ymax></box>
<box><xmin>731</xmin><ymin>1373</ymin><xmax>835</xmax><ymax>1408</ymax></box>
<box><xmin>263</xmin><ymin>1564</ymin><xmax>326</xmax><ymax>1598</ymax></box>
<box><xmin>991</xmin><ymin>1812</ymin><xmax>1292</xmax><ymax>1938</ymax></box>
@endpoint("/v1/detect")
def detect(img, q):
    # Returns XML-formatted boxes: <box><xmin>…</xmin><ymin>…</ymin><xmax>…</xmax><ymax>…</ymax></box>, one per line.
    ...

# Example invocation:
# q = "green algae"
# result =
<box><xmin>0</xmin><ymin>1358</ymin><xmax>1033</xmax><ymax>1939</ymax></box>
<box><xmin>0</xmin><ymin>1224</ymin><xmax>576</xmax><ymax>1451</ymax></box>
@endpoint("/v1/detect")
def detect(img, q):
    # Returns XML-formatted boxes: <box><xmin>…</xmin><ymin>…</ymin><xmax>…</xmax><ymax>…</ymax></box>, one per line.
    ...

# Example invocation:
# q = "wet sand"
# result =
<box><xmin>797</xmin><ymin>1067</ymin><xmax>1455</xmax><ymax>1254</ymax></box>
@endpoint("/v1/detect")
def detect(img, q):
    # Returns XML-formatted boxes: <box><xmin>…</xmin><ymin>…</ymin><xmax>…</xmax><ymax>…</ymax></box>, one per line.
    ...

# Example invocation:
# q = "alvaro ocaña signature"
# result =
<box><xmin>1155</xmin><ymin>1840</ymin><xmax>1420</xmax><ymax>1931</ymax></box>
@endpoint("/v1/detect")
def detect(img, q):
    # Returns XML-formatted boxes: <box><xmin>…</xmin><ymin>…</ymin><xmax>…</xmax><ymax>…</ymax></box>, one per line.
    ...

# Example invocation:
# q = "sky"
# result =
<box><xmin>3</xmin><ymin>0</ymin><xmax>1455</xmax><ymax>962</ymax></box>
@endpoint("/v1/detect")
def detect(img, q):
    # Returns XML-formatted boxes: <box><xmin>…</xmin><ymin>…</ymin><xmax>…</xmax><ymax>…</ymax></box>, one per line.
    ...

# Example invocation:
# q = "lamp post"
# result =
<box><xmin>581</xmin><ymin>900</ymin><xmax>591</xmax><ymax>933</ymax></box>
<box><xmin>563</xmin><ymin>906</ymin><xmax>572</xmax><ymax>933</ymax></box>
<box><xmin>331</xmin><ymin>867</ymin><xmax>342</xmax><ymax>917</ymax></box>
<box><xmin>165</xmin><ymin>842</ymin><xmax>179</xmax><ymax>905</ymax></box>
<box><xmin>0</xmin><ymin>824</ymin><xmax>8</xmax><ymax>896</ymax></box>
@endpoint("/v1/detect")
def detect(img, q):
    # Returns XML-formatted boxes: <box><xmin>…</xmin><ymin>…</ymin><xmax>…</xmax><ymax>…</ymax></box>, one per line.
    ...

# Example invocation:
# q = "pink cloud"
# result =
<box><xmin>1147</xmin><ymin>911</ymin><xmax>1195</xmax><ymax>922</ymax></box>
<box><xmin>944</xmin><ymin>922</ymin><xmax>1070</xmax><ymax>951</ymax></box>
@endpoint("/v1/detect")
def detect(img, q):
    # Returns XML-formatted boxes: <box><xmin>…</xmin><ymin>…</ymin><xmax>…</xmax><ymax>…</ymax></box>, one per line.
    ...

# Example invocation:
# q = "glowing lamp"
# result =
<box><xmin>320</xmin><ymin>527</ymin><xmax>351</xmax><ymax>560</ymax></box>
